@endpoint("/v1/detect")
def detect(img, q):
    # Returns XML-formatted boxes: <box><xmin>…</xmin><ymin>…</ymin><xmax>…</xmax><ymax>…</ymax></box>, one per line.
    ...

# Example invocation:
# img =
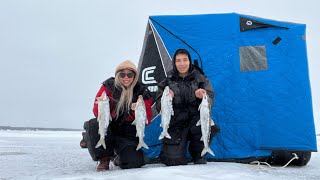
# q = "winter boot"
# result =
<box><xmin>80</xmin><ymin>132</ymin><xmax>88</xmax><ymax>148</ymax></box>
<box><xmin>96</xmin><ymin>157</ymin><xmax>110</xmax><ymax>171</ymax></box>
<box><xmin>193</xmin><ymin>157</ymin><xmax>207</xmax><ymax>164</ymax></box>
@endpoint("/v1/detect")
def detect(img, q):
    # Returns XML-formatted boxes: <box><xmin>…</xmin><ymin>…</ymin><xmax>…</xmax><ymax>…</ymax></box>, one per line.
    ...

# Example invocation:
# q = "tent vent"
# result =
<box><xmin>240</xmin><ymin>17</ymin><xmax>289</xmax><ymax>32</ymax></box>
<box><xmin>272</xmin><ymin>37</ymin><xmax>282</xmax><ymax>45</ymax></box>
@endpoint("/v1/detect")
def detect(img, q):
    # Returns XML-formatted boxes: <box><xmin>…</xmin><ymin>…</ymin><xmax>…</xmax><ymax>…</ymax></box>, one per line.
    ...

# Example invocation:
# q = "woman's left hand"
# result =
<box><xmin>131</xmin><ymin>103</ymin><xmax>137</xmax><ymax>110</ymax></box>
<box><xmin>195</xmin><ymin>88</ymin><xmax>206</xmax><ymax>99</ymax></box>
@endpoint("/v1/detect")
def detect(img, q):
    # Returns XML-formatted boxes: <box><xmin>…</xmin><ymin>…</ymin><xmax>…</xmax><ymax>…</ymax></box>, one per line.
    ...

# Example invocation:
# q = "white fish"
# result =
<box><xmin>95</xmin><ymin>91</ymin><xmax>111</xmax><ymax>149</ymax></box>
<box><xmin>159</xmin><ymin>86</ymin><xmax>174</xmax><ymax>140</ymax></box>
<box><xmin>196</xmin><ymin>94</ymin><xmax>215</xmax><ymax>156</ymax></box>
<box><xmin>132</xmin><ymin>95</ymin><xmax>149</xmax><ymax>150</ymax></box>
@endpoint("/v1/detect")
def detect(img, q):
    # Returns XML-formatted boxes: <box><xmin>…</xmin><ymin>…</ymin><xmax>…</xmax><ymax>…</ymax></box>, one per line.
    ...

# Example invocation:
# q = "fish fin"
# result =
<box><xmin>201</xmin><ymin>149</ymin><xmax>206</xmax><ymax>157</ymax></box>
<box><xmin>210</xmin><ymin>119</ymin><xmax>215</xmax><ymax>126</ymax></box>
<box><xmin>201</xmin><ymin>148</ymin><xmax>209</xmax><ymax>157</ymax></box>
<box><xmin>136</xmin><ymin>132</ymin><xmax>139</xmax><ymax>137</ymax></box>
<box><xmin>165</xmin><ymin>133</ymin><xmax>171</xmax><ymax>139</ymax></box>
<box><xmin>131</xmin><ymin>119</ymin><xmax>136</xmax><ymax>125</ymax></box>
<box><xmin>136</xmin><ymin>141</ymin><xmax>149</xmax><ymax>151</ymax></box>
<box><xmin>136</xmin><ymin>144</ymin><xmax>141</xmax><ymax>151</ymax></box>
<box><xmin>95</xmin><ymin>142</ymin><xmax>101</xmax><ymax>149</ymax></box>
<box><xmin>158</xmin><ymin>132</ymin><xmax>164</xmax><ymax>140</ymax></box>
<box><xmin>142</xmin><ymin>141</ymin><xmax>149</xmax><ymax>149</ymax></box>
<box><xmin>196</xmin><ymin>120</ymin><xmax>201</xmax><ymax>126</ymax></box>
<box><xmin>200</xmin><ymin>136</ymin><xmax>204</xmax><ymax>141</ymax></box>
<box><xmin>198</xmin><ymin>104</ymin><xmax>202</xmax><ymax>111</ymax></box>
<box><xmin>207</xmin><ymin>148</ymin><xmax>215</xmax><ymax>156</ymax></box>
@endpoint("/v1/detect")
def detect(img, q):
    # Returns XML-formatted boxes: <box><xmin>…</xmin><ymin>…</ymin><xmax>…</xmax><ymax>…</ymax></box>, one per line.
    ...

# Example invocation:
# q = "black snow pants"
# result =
<box><xmin>159</xmin><ymin>116</ymin><xmax>220</xmax><ymax>166</ymax></box>
<box><xmin>84</xmin><ymin>118</ymin><xmax>145</xmax><ymax>169</ymax></box>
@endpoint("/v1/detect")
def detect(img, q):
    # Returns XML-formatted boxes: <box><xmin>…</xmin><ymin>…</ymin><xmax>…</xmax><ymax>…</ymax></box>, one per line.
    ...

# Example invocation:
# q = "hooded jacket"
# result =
<box><xmin>156</xmin><ymin>62</ymin><xmax>214</xmax><ymax>128</ymax></box>
<box><xmin>93</xmin><ymin>60</ymin><xmax>153</xmax><ymax>138</ymax></box>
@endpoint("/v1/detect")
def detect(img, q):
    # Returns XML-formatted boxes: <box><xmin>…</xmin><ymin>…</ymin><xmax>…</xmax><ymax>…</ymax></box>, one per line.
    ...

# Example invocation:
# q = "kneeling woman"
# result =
<box><xmin>86</xmin><ymin>60</ymin><xmax>152</xmax><ymax>171</ymax></box>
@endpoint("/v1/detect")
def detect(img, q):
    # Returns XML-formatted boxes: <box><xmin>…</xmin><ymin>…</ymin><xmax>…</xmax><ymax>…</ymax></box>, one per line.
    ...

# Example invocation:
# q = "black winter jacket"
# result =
<box><xmin>155</xmin><ymin>67</ymin><xmax>214</xmax><ymax>128</ymax></box>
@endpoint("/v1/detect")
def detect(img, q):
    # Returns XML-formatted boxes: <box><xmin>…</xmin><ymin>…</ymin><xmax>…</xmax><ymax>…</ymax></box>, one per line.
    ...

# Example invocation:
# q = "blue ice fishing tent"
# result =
<box><xmin>137</xmin><ymin>13</ymin><xmax>317</xmax><ymax>165</ymax></box>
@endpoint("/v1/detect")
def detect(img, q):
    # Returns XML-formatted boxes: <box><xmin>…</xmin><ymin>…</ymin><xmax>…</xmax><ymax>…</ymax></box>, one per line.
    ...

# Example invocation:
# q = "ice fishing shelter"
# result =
<box><xmin>137</xmin><ymin>13</ymin><xmax>317</xmax><ymax>165</ymax></box>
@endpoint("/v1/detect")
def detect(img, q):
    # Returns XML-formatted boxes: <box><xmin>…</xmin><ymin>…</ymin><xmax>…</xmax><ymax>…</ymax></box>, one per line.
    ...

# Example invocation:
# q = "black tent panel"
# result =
<box><xmin>138</xmin><ymin>22</ymin><xmax>167</xmax><ymax>120</ymax></box>
<box><xmin>149</xmin><ymin>22</ymin><xmax>172</xmax><ymax>75</ymax></box>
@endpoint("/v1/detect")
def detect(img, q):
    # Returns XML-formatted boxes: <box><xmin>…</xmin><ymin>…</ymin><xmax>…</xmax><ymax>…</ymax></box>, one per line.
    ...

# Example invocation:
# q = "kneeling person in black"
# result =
<box><xmin>156</xmin><ymin>49</ymin><xmax>220</xmax><ymax>166</ymax></box>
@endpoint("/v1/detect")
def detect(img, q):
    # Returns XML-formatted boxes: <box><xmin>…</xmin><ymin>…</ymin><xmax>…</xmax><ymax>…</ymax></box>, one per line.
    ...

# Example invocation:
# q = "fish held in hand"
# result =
<box><xmin>159</xmin><ymin>86</ymin><xmax>174</xmax><ymax>140</ymax></box>
<box><xmin>132</xmin><ymin>95</ymin><xmax>149</xmax><ymax>150</ymax></box>
<box><xmin>196</xmin><ymin>94</ymin><xmax>215</xmax><ymax>156</ymax></box>
<box><xmin>95</xmin><ymin>91</ymin><xmax>111</xmax><ymax>149</ymax></box>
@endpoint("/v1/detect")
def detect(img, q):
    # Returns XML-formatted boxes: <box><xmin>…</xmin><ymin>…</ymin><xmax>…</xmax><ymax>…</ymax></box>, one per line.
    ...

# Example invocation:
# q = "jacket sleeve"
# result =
<box><xmin>155</xmin><ymin>78</ymin><xmax>168</xmax><ymax>113</ymax></box>
<box><xmin>93</xmin><ymin>84</ymin><xmax>113</xmax><ymax>117</ymax></box>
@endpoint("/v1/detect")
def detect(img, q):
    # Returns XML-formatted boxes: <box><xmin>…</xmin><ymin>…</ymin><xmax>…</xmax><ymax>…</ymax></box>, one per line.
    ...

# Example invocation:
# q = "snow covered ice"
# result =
<box><xmin>0</xmin><ymin>130</ymin><xmax>319</xmax><ymax>180</ymax></box>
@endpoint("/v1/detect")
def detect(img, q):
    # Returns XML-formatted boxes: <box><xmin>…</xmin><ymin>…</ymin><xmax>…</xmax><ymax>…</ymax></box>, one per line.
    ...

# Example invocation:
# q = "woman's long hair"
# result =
<box><xmin>114</xmin><ymin>71</ymin><xmax>137</xmax><ymax>118</ymax></box>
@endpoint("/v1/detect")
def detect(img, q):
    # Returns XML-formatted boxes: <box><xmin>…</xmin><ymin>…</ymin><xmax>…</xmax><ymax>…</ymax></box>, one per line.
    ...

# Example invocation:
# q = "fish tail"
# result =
<box><xmin>136</xmin><ymin>141</ymin><xmax>149</xmax><ymax>151</ymax></box>
<box><xmin>95</xmin><ymin>138</ymin><xmax>106</xmax><ymax>149</ymax></box>
<box><xmin>159</xmin><ymin>131</ymin><xmax>171</xmax><ymax>140</ymax></box>
<box><xmin>201</xmin><ymin>147</ymin><xmax>215</xmax><ymax>157</ymax></box>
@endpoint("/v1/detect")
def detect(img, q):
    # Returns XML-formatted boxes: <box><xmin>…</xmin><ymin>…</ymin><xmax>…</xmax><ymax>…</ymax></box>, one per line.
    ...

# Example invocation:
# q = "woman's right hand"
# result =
<box><xmin>169</xmin><ymin>89</ymin><xmax>174</xmax><ymax>97</ymax></box>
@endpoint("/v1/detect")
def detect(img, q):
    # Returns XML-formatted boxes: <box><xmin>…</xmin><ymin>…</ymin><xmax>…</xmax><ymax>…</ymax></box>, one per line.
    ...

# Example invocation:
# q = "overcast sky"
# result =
<box><xmin>0</xmin><ymin>0</ymin><xmax>319</xmax><ymax>132</ymax></box>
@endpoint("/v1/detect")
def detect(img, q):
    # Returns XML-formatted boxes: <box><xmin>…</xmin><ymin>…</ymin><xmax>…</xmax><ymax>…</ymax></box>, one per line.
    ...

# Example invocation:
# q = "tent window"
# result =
<box><xmin>239</xmin><ymin>46</ymin><xmax>267</xmax><ymax>72</ymax></box>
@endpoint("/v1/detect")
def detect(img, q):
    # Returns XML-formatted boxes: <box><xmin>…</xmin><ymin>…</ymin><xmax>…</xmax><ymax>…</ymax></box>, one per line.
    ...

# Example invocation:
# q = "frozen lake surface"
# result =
<box><xmin>0</xmin><ymin>130</ymin><xmax>319</xmax><ymax>180</ymax></box>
